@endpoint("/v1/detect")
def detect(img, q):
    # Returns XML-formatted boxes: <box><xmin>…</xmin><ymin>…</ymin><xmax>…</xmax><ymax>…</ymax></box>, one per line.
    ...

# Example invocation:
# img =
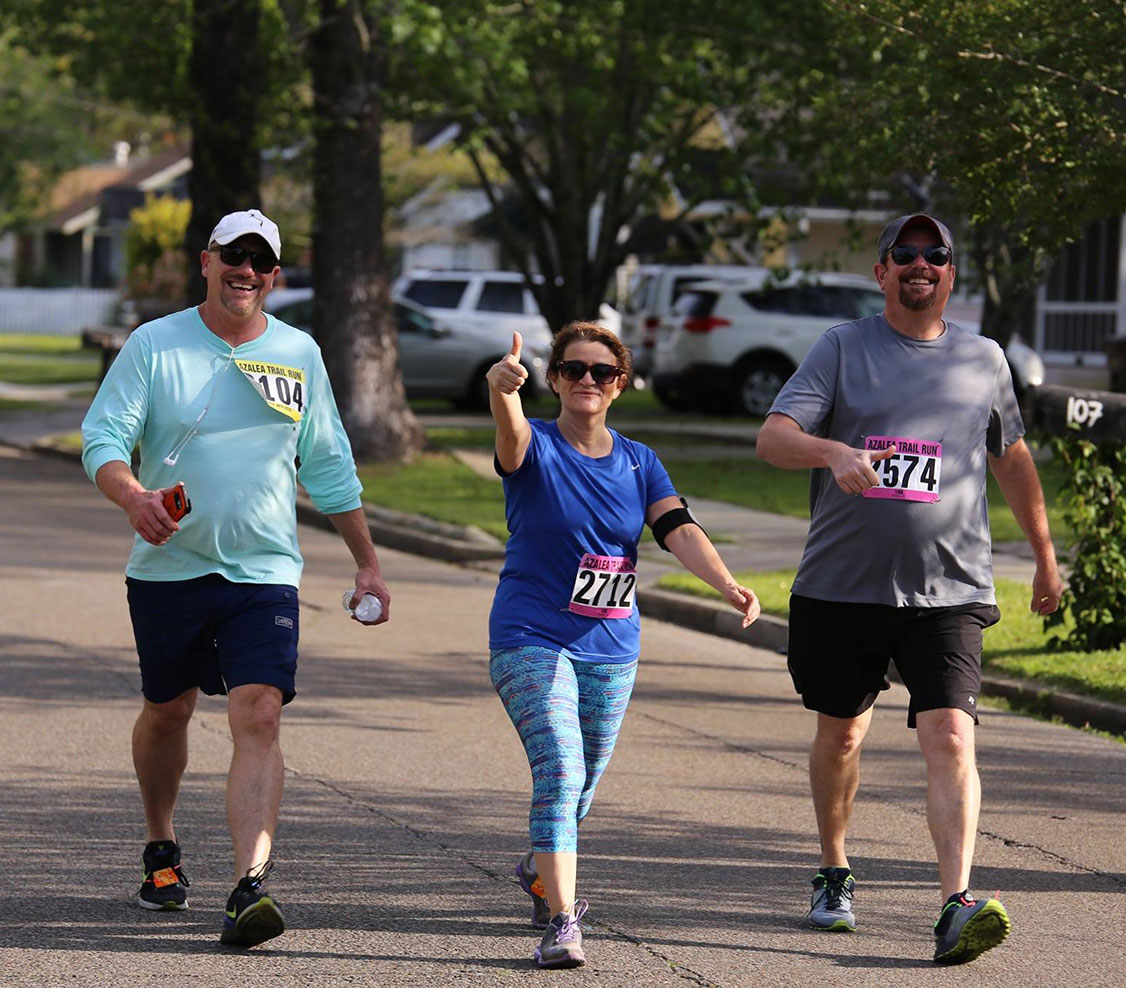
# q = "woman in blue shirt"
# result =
<box><xmin>487</xmin><ymin>321</ymin><xmax>760</xmax><ymax>969</ymax></box>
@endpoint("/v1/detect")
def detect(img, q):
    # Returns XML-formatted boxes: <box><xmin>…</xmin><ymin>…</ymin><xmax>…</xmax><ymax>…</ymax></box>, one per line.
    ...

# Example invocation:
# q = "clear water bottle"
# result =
<box><xmin>342</xmin><ymin>588</ymin><xmax>383</xmax><ymax>623</ymax></box>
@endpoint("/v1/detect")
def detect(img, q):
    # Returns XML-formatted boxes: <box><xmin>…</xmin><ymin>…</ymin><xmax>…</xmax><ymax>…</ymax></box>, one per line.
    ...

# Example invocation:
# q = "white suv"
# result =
<box><xmin>617</xmin><ymin>264</ymin><xmax>760</xmax><ymax>381</ymax></box>
<box><xmin>395</xmin><ymin>267</ymin><xmax>622</xmax><ymax>344</ymax></box>
<box><xmin>651</xmin><ymin>272</ymin><xmax>1046</xmax><ymax>416</ymax></box>
<box><xmin>651</xmin><ymin>272</ymin><xmax>886</xmax><ymax>415</ymax></box>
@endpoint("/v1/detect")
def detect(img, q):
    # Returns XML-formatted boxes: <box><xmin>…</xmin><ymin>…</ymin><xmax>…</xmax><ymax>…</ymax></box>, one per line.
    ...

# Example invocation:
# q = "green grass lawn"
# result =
<box><xmin>355</xmin><ymin>452</ymin><xmax>509</xmax><ymax>541</ymax></box>
<box><xmin>656</xmin><ymin>568</ymin><xmax>1126</xmax><ymax>707</ymax></box>
<box><xmin>0</xmin><ymin>333</ymin><xmax>100</xmax><ymax>385</ymax></box>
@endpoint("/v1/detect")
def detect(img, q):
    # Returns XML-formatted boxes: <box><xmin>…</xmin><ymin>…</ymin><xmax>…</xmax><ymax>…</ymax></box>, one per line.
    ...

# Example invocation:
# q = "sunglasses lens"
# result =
<box><xmin>889</xmin><ymin>245</ymin><xmax>950</xmax><ymax>267</ymax></box>
<box><xmin>218</xmin><ymin>245</ymin><xmax>276</xmax><ymax>273</ymax></box>
<box><xmin>555</xmin><ymin>361</ymin><xmax>621</xmax><ymax>383</ymax></box>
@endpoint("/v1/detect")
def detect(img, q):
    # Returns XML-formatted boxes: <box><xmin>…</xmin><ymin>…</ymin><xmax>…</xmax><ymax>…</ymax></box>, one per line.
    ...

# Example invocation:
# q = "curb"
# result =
<box><xmin>13</xmin><ymin>440</ymin><xmax>1125</xmax><ymax>737</ymax></box>
<box><xmin>295</xmin><ymin>495</ymin><xmax>505</xmax><ymax>564</ymax></box>
<box><xmin>637</xmin><ymin>586</ymin><xmax>1126</xmax><ymax>737</ymax></box>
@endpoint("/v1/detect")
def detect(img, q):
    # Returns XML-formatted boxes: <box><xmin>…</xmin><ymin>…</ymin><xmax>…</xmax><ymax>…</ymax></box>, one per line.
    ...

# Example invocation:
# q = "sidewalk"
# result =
<box><xmin>2</xmin><ymin>391</ymin><xmax>1121</xmax><ymax>735</ymax></box>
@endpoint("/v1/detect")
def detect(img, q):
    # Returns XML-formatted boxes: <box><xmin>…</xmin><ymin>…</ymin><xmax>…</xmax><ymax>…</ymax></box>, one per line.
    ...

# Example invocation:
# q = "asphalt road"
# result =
<box><xmin>1</xmin><ymin>448</ymin><xmax>1123</xmax><ymax>986</ymax></box>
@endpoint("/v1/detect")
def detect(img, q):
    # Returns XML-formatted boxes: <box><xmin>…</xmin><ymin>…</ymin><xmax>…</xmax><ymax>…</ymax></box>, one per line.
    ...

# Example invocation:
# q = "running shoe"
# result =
<box><xmin>933</xmin><ymin>891</ymin><xmax>1011</xmax><ymax>964</ymax></box>
<box><xmin>138</xmin><ymin>840</ymin><xmax>190</xmax><ymax>911</ymax></box>
<box><xmin>534</xmin><ymin>900</ymin><xmax>588</xmax><ymax>969</ymax></box>
<box><xmin>219</xmin><ymin>861</ymin><xmax>286</xmax><ymax>948</ymax></box>
<box><xmin>808</xmin><ymin>867</ymin><xmax>856</xmax><ymax>931</ymax></box>
<box><xmin>515</xmin><ymin>850</ymin><xmax>552</xmax><ymax>929</ymax></box>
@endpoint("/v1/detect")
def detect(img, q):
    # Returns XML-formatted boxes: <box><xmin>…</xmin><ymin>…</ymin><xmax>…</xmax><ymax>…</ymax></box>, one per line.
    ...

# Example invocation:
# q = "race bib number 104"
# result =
<box><xmin>569</xmin><ymin>554</ymin><xmax>637</xmax><ymax>619</ymax></box>
<box><xmin>863</xmin><ymin>435</ymin><xmax>942</xmax><ymax>503</ymax></box>
<box><xmin>234</xmin><ymin>359</ymin><xmax>306</xmax><ymax>422</ymax></box>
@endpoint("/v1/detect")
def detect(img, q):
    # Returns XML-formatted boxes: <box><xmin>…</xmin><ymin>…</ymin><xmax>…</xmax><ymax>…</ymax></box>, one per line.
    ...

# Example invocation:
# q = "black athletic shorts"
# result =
<box><xmin>786</xmin><ymin>594</ymin><xmax>1000</xmax><ymax>728</ymax></box>
<box><xmin>126</xmin><ymin>574</ymin><xmax>299</xmax><ymax>705</ymax></box>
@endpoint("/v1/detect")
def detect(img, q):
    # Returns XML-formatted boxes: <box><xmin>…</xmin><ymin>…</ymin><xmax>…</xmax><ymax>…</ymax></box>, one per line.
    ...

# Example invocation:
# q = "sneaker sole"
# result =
<box><xmin>809</xmin><ymin>917</ymin><xmax>856</xmax><ymax>932</ymax></box>
<box><xmin>138</xmin><ymin>895</ymin><xmax>188</xmax><ymax>911</ymax></box>
<box><xmin>219</xmin><ymin>897</ymin><xmax>286</xmax><ymax>948</ymax></box>
<box><xmin>534</xmin><ymin>948</ymin><xmax>586</xmax><ymax>969</ymax></box>
<box><xmin>935</xmin><ymin>902</ymin><xmax>1011</xmax><ymax>965</ymax></box>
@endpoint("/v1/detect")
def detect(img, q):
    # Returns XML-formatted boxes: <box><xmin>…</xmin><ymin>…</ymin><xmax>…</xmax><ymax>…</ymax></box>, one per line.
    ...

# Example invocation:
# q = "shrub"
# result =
<box><xmin>1045</xmin><ymin>436</ymin><xmax>1126</xmax><ymax>650</ymax></box>
<box><xmin>125</xmin><ymin>194</ymin><xmax>190</xmax><ymax>300</ymax></box>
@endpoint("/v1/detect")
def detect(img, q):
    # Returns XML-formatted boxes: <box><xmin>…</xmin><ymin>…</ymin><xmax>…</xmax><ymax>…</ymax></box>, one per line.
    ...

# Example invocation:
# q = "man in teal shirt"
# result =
<box><xmin>82</xmin><ymin>209</ymin><xmax>390</xmax><ymax>948</ymax></box>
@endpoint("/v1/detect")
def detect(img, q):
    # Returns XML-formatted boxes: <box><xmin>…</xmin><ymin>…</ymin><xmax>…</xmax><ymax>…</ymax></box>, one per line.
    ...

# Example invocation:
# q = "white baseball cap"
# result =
<box><xmin>208</xmin><ymin>209</ymin><xmax>282</xmax><ymax>260</ymax></box>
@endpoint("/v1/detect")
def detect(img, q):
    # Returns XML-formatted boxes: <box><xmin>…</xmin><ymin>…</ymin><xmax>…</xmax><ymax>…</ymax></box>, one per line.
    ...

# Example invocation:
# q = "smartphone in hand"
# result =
<box><xmin>162</xmin><ymin>482</ymin><xmax>192</xmax><ymax>522</ymax></box>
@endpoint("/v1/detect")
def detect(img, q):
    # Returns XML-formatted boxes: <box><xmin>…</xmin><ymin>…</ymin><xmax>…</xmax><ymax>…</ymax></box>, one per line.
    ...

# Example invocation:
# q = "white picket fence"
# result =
<box><xmin>0</xmin><ymin>288</ymin><xmax>122</xmax><ymax>335</ymax></box>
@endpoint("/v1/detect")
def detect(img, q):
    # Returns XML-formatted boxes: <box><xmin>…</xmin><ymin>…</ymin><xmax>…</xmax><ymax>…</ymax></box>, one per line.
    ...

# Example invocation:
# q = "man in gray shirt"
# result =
<box><xmin>757</xmin><ymin>214</ymin><xmax>1062</xmax><ymax>965</ymax></box>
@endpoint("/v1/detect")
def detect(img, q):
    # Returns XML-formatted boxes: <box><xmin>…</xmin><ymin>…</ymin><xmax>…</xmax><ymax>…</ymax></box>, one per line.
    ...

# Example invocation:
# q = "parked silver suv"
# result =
<box><xmin>265</xmin><ymin>287</ymin><xmax>550</xmax><ymax>409</ymax></box>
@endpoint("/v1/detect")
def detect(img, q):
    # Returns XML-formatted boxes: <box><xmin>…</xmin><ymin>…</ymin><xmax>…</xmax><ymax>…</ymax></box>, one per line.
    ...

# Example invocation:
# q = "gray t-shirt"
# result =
<box><xmin>768</xmin><ymin>314</ymin><xmax>1024</xmax><ymax>607</ymax></box>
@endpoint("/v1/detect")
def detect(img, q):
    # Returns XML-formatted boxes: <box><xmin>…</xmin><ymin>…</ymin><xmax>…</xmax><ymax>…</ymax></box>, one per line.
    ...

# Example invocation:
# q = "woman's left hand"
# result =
<box><xmin>722</xmin><ymin>583</ymin><xmax>761</xmax><ymax>628</ymax></box>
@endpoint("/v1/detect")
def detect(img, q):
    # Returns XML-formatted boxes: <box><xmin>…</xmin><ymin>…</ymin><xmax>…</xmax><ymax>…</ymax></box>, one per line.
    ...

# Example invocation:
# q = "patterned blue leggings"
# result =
<box><xmin>490</xmin><ymin>645</ymin><xmax>638</xmax><ymax>853</ymax></box>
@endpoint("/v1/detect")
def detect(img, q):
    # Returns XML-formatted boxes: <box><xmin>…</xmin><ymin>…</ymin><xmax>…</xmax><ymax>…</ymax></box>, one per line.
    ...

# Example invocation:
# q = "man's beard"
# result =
<box><xmin>899</xmin><ymin>285</ymin><xmax>936</xmax><ymax>311</ymax></box>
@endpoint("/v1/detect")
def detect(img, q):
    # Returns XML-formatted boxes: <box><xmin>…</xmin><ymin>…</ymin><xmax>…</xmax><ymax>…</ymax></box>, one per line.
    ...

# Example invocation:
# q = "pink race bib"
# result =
<box><xmin>863</xmin><ymin>435</ymin><xmax>942</xmax><ymax>503</ymax></box>
<box><xmin>568</xmin><ymin>554</ymin><xmax>637</xmax><ymax>619</ymax></box>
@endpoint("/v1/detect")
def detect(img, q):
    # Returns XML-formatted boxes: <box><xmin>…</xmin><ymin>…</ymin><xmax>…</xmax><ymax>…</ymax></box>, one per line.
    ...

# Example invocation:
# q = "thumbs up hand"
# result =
<box><xmin>486</xmin><ymin>332</ymin><xmax>530</xmax><ymax>395</ymax></box>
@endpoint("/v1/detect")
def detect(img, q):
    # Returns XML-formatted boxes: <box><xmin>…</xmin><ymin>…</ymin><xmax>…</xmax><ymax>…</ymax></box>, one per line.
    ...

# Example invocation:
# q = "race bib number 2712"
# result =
<box><xmin>569</xmin><ymin>554</ymin><xmax>637</xmax><ymax>619</ymax></box>
<box><xmin>863</xmin><ymin>434</ymin><xmax>942</xmax><ymax>503</ymax></box>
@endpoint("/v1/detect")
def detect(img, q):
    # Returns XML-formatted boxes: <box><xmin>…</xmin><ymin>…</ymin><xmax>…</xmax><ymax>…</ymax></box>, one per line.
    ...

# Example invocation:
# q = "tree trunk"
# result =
<box><xmin>184</xmin><ymin>0</ymin><xmax>262</xmax><ymax>306</ymax></box>
<box><xmin>971</xmin><ymin>224</ymin><xmax>1040</xmax><ymax>350</ymax></box>
<box><xmin>311</xmin><ymin>0</ymin><xmax>423</xmax><ymax>462</ymax></box>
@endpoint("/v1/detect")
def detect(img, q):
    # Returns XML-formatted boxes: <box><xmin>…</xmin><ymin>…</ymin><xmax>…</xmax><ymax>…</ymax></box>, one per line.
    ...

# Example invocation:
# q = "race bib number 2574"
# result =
<box><xmin>863</xmin><ymin>434</ymin><xmax>942</xmax><ymax>503</ymax></box>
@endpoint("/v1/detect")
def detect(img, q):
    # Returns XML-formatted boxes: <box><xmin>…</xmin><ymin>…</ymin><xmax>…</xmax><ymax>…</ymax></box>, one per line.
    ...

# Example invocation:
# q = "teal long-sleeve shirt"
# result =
<box><xmin>81</xmin><ymin>307</ymin><xmax>363</xmax><ymax>586</ymax></box>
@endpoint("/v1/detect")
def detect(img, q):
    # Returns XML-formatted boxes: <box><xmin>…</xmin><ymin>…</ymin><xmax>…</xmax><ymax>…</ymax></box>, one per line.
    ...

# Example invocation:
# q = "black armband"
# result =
<box><xmin>650</xmin><ymin>497</ymin><xmax>706</xmax><ymax>551</ymax></box>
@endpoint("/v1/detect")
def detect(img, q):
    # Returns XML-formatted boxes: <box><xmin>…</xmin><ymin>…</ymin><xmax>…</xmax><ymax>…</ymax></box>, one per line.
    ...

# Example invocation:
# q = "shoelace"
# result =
<box><xmin>245</xmin><ymin>859</ymin><xmax>274</xmax><ymax>889</ymax></box>
<box><xmin>821</xmin><ymin>876</ymin><xmax>852</xmax><ymax>910</ymax></box>
<box><xmin>556</xmin><ymin>900</ymin><xmax>589</xmax><ymax>944</ymax></box>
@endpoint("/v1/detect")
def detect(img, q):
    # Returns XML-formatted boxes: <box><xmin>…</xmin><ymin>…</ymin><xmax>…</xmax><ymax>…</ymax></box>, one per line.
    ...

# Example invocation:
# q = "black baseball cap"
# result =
<box><xmin>877</xmin><ymin>214</ymin><xmax>954</xmax><ymax>263</ymax></box>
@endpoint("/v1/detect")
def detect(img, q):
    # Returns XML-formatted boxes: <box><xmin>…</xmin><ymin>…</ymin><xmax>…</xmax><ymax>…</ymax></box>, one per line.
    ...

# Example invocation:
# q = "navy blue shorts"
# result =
<box><xmin>787</xmin><ymin>594</ymin><xmax>1000</xmax><ymax>728</ymax></box>
<box><xmin>126</xmin><ymin>575</ymin><xmax>299</xmax><ymax>705</ymax></box>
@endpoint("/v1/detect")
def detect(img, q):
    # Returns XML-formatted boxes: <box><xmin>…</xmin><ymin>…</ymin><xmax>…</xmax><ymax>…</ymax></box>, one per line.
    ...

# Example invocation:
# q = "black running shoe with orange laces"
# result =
<box><xmin>138</xmin><ymin>840</ymin><xmax>190</xmax><ymax>911</ymax></box>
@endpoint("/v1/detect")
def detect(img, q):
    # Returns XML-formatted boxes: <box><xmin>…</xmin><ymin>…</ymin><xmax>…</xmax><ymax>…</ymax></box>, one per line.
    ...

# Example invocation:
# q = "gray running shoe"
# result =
<box><xmin>515</xmin><ymin>851</ymin><xmax>551</xmax><ymax>929</ymax></box>
<box><xmin>933</xmin><ymin>892</ymin><xmax>1011</xmax><ymax>964</ymax></box>
<box><xmin>808</xmin><ymin>867</ymin><xmax>856</xmax><ymax>931</ymax></box>
<box><xmin>534</xmin><ymin>900</ymin><xmax>588</xmax><ymax>969</ymax></box>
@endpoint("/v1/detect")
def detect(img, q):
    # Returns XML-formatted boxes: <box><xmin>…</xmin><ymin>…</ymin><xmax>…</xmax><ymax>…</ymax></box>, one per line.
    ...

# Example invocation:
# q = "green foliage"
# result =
<box><xmin>1045</xmin><ymin>436</ymin><xmax>1126</xmax><ymax>650</ymax></box>
<box><xmin>786</xmin><ymin>1</ymin><xmax>1126</xmax><ymax>340</ymax></box>
<box><xmin>125</xmin><ymin>194</ymin><xmax>191</xmax><ymax>299</ymax></box>
<box><xmin>390</xmin><ymin>0</ymin><xmax>792</xmax><ymax>327</ymax></box>
<box><xmin>0</xmin><ymin>31</ymin><xmax>95</xmax><ymax>232</ymax></box>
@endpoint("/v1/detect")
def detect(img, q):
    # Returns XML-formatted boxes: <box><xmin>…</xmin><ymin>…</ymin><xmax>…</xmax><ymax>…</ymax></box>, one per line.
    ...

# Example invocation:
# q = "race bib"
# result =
<box><xmin>569</xmin><ymin>553</ymin><xmax>637</xmax><ymax>619</ymax></box>
<box><xmin>234</xmin><ymin>359</ymin><xmax>306</xmax><ymax>422</ymax></box>
<box><xmin>863</xmin><ymin>435</ymin><xmax>942</xmax><ymax>502</ymax></box>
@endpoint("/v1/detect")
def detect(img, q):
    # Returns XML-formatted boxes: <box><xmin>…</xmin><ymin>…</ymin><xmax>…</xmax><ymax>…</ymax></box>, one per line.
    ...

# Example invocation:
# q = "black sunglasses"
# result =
<box><xmin>211</xmin><ymin>244</ymin><xmax>278</xmax><ymax>274</ymax></box>
<box><xmin>553</xmin><ymin>360</ymin><xmax>623</xmax><ymax>384</ymax></box>
<box><xmin>886</xmin><ymin>245</ymin><xmax>952</xmax><ymax>267</ymax></box>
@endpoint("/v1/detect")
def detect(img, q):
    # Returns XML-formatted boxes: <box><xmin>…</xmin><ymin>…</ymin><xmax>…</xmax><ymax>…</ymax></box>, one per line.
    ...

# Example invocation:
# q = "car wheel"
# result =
<box><xmin>730</xmin><ymin>356</ymin><xmax>793</xmax><ymax>417</ymax></box>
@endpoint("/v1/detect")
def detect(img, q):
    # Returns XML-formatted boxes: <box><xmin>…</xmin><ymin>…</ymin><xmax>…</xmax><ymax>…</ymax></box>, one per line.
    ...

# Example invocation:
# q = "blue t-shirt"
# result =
<box><xmin>488</xmin><ymin>419</ymin><xmax>677</xmax><ymax>662</ymax></box>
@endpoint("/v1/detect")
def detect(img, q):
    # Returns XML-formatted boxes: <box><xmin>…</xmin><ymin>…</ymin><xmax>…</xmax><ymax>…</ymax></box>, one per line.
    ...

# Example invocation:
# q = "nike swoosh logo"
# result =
<box><xmin>630</xmin><ymin>463</ymin><xmax>640</xmax><ymax>470</ymax></box>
